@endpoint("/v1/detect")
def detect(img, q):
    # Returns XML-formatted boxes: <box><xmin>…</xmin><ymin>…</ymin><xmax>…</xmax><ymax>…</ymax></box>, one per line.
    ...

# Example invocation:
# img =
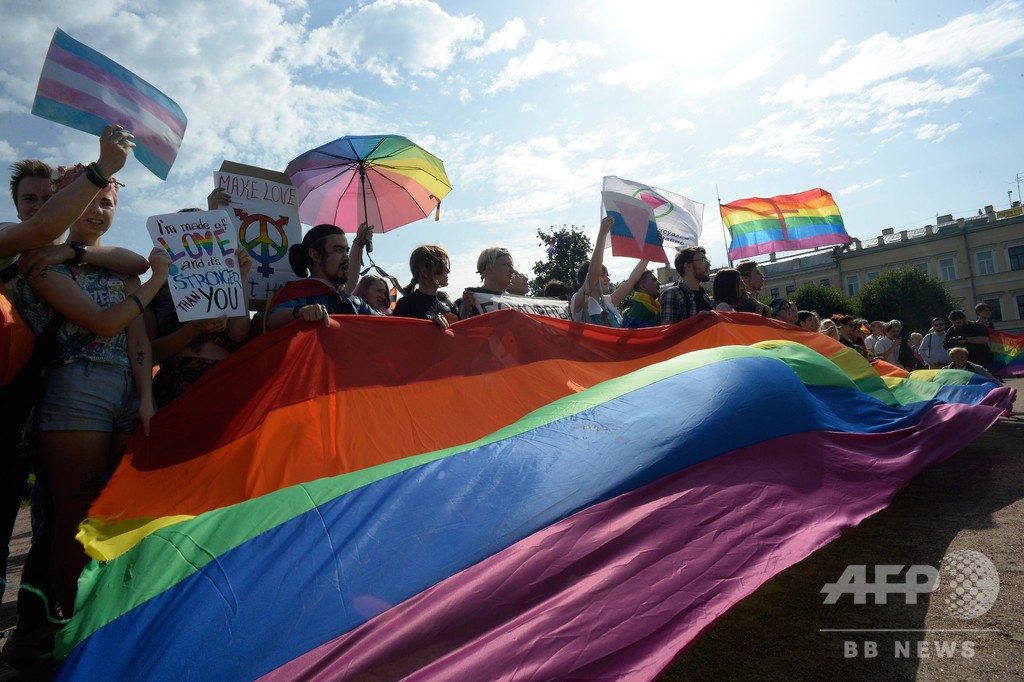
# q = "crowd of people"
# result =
<box><xmin>0</xmin><ymin>131</ymin><xmax>1006</xmax><ymax>673</ymax></box>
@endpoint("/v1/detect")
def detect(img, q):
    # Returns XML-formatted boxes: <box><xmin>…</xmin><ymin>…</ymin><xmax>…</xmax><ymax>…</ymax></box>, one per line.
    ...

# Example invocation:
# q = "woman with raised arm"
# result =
<box><xmin>571</xmin><ymin>215</ymin><xmax>648</xmax><ymax>327</ymax></box>
<box><xmin>20</xmin><ymin>166</ymin><xmax>170</xmax><ymax>617</ymax></box>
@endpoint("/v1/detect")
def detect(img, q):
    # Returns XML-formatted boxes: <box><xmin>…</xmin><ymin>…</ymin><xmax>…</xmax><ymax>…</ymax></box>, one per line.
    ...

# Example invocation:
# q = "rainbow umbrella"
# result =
<box><xmin>285</xmin><ymin>134</ymin><xmax>451</xmax><ymax>232</ymax></box>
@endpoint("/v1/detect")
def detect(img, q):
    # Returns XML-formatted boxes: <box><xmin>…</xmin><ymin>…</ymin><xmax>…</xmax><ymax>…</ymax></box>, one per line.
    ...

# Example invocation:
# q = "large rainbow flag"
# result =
<box><xmin>55</xmin><ymin>312</ymin><xmax>1013</xmax><ymax>680</ymax></box>
<box><xmin>989</xmin><ymin>329</ymin><xmax>1024</xmax><ymax>377</ymax></box>
<box><xmin>32</xmin><ymin>28</ymin><xmax>187</xmax><ymax>180</ymax></box>
<box><xmin>721</xmin><ymin>188</ymin><xmax>849</xmax><ymax>260</ymax></box>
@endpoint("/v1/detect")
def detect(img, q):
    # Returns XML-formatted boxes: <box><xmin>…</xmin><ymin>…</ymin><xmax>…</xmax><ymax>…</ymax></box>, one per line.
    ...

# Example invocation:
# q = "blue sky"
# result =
<box><xmin>2</xmin><ymin>0</ymin><xmax>1023</xmax><ymax>296</ymax></box>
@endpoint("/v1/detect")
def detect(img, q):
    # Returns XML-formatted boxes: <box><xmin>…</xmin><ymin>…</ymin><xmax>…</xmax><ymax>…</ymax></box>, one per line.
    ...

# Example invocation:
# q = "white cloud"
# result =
<box><xmin>302</xmin><ymin>0</ymin><xmax>483</xmax><ymax>83</ymax></box>
<box><xmin>521</xmin><ymin>103</ymin><xmax>535</xmax><ymax>112</ymax></box>
<box><xmin>865</xmin><ymin>69</ymin><xmax>990</xmax><ymax>110</ymax></box>
<box><xmin>598</xmin><ymin>61</ymin><xmax>661</xmax><ymax>92</ymax></box>
<box><xmin>669</xmin><ymin>118</ymin><xmax>695</xmax><ymax>133</ymax></box>
<box><xmin>837</xmin><ymin>178</ymin><xmax>883</xmax><ymax>196</ymax></box>
<box><xmin>914</xmin><ymin>122</ymin><xmax>961</xmax><ymax>142</ymax></box>
<box><xmin>467</xmin><ymin>18</ymin><xmax>526</xmax><ymax>59</ymax></box>
<box><xmin>486</xmin><ymin>39</ymin><xmax>604</xmax><ymax>94</ymax></box>
<box><xmin>766</xmin><ymin>3</ymin><xmax>1024</xmax><ymax>105</ymax></box>
<box><xmin>714</xmin><ymin>113</ymin><xmax>835</xmax><ymax>163</ymax></box>
<box><xmin>459</xmin><ymin>88</ymin><xmax>472</xmax><ymax>104</ymax></box>
<box><xmin>599</xmin><ymin>48</ymin><xmax>775</xmax><ymax>94</ymax></box>
<box><xmin>819</xmin><ymin>39</ymin><xmax>850</xmax><ymax>66</ymax></box>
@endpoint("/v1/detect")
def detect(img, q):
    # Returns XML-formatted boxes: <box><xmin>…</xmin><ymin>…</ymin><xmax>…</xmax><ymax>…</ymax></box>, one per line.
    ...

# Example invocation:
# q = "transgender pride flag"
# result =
<box><xmin>32</xmin><ymin>28</ymin><xmax>187</xmax><ymax>180</ymax></box>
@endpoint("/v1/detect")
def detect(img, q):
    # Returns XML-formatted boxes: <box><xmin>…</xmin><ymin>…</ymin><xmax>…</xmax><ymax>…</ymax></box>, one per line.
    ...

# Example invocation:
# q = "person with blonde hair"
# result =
<box><xmin>872</xmin><ymin>320</ymin><xmax>904</xmax><ymax>368</ymax></box>
<box><xmin>819</xmin><ymin>318</ymin><xmax>840</xmax><ymax>340</ymax></box>
<box><xmin>460</xmin><ymin>246</ymin><xmax>515</xmax><ymax>318</ymax></box>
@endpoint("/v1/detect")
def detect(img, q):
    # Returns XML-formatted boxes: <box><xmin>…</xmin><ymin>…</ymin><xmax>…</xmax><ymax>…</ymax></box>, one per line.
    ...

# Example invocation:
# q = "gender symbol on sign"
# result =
<box><xmin>234</xmin><ymin>208</ymin><xmax>289</xmax><ymax>278</ymax></box>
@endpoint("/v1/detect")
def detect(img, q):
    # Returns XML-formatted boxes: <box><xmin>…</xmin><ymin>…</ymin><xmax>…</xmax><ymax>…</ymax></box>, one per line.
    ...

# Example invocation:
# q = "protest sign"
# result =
<box><xmin>147</xmin><ymin>210</ymin><xmax>245</xmax><ymax>321</ymax></box>
<box><xmin>214</xmin><ymin>161</ymin><xmax>302</xmax><ymax>307</ymax></box>
<box><xmin>464</xmin><ymin>291</ymin><xmax>570</xmax><ymax>320</ymax></box>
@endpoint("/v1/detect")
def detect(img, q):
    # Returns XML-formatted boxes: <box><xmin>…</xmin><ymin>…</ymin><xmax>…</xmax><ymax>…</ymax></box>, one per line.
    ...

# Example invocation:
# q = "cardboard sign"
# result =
<box><xmin>464</xmin><ymin>291</ymin><xmax>570</xmax><ymax>319</ymax></box>
<box><xmin>214</xmin><ymin>161</ymin><xmax>302</xmax><ymax>307</ymax></box>
<box><xmin>147</xmin><ymin>210</ymin><xmax>245</xmax><ymax>321</ymax></box>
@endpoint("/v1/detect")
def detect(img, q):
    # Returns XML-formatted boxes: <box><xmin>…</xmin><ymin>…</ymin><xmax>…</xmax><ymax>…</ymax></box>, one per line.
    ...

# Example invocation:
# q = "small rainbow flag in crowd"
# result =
<box><xmin>988</xmin><ymin>329</ymin><xmax>1024</xmax><ymax>378</ymax></box>
<box><xmin>32</xmin><ymin>28</ymin><xmax>187</xmax><ymax>180</ymax></box>
<box><xmin>721</xmin><ymin>188</ymin><xmax>849</xmax><ymax>261</ymax></box>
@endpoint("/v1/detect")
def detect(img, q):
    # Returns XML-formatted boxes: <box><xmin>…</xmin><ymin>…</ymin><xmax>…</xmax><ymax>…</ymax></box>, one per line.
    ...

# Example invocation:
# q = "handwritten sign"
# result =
<box><xmin>214</xmin><ymin>161</ymin><xmax>302</xmax><ymax>307</ymax></box>
<box><xmin>146</xmin><ymin>210</ymin><xmax>245</xmax><ymax>321</ymax></box>
<box><xmin>464</xmin><ymin>291</ymin><xmax>570</xmax><ymax>319</ymax></box>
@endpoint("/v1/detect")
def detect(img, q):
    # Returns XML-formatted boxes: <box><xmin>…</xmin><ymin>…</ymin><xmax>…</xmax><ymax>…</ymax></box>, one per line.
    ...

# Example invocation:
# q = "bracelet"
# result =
<box><xmin>293</xmin><ymin>305</ymin><xmax>303</xmax><ymax>319</ymax></box>
<box><xmin>129</xmin><ymin>294</ymin><xmax>145</xmax><ymax>315</ymax></box>
<box><xmin>69</xmin><ymin>241</ymin><xmax>87</xmax><ymax>265</ymax></box>
<box><xmin>85</xmin><ymin>162</ymin><xmax>110</xmax><ymax>188</ymax></box>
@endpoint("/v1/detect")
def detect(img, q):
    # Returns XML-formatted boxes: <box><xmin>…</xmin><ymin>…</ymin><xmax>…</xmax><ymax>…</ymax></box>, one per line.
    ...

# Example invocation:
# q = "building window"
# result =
<box><xmin>982</xmin><ymin>298</ymin><xmax>1003</xmax><ymax>323</ymax></box>
<box><xmin>1017</xmin><ymin>294</ymin><xmax>1024</xmax><ymax>320</ymax></box>
<box><xmin>976</xmin><ymin>251</ymin><xmax>996</xmax><ymax>275</ymax></box>
<box><xmin>867</xmin><ymin>271</ymin><xmax>880</xmax><ymax>283</ymax></box>
<box><xmin>770</xmin><ymin>287</ymin><xmax>780</xmax><ymax>299</ymax></box>
<box><xmin>939</xmin><ymin>258</ymin><xmax>957</xmax><ymax>281</ymax></box>
<box><xmin>845</xmin><ymin>275</ymin><xmax>859</xmax><ymax>297</ymax></box>
<box><xmin>915</xmin><ymin>262</ymin><xmax>930</xmax><ymax>275</ymax></box>
<box><xmin>1010</xmin><ymin>245</ymin><xmax>1024</xmax><ymax>271</ymax></box>
<box><xmin>786</xmin><ymin>285</ymin><xmax>795</xmax><ymax>297</ymax></box>
<box><xmin>820</xmin><ymin>278</ymin><xmax>831</xmax><ymax>288</ymax></box>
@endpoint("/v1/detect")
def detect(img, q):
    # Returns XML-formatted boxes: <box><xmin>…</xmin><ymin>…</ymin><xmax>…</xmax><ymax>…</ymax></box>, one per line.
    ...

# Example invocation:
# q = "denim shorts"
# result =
<box><xmin>36</xmin><ymin>360</ymin><xmax>139</xmax><ymax>433</ymax></box>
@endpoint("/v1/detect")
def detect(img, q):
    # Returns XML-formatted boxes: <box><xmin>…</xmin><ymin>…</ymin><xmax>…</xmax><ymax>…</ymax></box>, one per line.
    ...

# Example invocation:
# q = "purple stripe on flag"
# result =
<box><xmin>260</xmin><ymin>399</ymin><xmax>1008</xmax><ymax>681</ymax></box>
<box><xmin>47</xmin><ymin>42</ymin><xmax>186</xmax><ymax>138</ymax></box>
<box><xmin>36</xmin><ymin>77</ymin><xmax>179</xmax><ymax>168</ymax></box>
<box><xmin>729</xmin><ymin>232</ymin><xmax>852</xmax><ymax>260</ymax></box>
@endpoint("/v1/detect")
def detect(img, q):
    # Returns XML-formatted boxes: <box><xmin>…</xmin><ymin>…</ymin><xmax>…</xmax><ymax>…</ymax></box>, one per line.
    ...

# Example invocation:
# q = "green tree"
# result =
<box><xmin>530</xmin><ymin>225</ymin><xmax>592</xmax><ymax>295</ymax></box>
<box><xmin>791</xmin><ymin>283</ymin><xmax>856</xmax><ymax>319</ymax></box>
<box><xmin>856</xmin><ymin>267</ymin><xmax>958</xmax><ymax>335</ymax></box>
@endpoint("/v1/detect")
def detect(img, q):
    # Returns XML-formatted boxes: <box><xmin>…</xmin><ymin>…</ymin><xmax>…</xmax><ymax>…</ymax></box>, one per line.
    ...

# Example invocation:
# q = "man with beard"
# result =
<box><xmin>265</xmin><ymin>224</ymin><xmax>376</xmax><ymax>331</ymax></box>
<box><xmin>660</xmin><ymin>246</ymin><xmax>713</xmax><ymax>324</ymax></box>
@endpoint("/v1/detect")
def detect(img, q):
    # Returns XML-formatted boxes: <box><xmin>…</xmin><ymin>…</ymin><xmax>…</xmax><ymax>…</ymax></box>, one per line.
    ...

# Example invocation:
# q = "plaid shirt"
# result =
<box><xmin>659</xmin><ymin>280</ymin><xmax>712</xmax><ymax>324</ymax></box>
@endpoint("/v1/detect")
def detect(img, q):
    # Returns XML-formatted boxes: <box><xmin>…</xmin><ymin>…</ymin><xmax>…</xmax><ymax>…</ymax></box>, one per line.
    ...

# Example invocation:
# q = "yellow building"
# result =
<box><xmin>751</xmin><ymin>203</ymin><xmax>1024</xmax><ymax>334</ymax></box>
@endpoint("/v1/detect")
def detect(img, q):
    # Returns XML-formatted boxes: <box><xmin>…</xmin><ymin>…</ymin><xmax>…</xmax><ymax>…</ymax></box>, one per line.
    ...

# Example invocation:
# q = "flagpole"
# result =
<box><xmin>717</xmin><ymin>185</ymin><xmax>733</xmax><ymax>268</ymax></box>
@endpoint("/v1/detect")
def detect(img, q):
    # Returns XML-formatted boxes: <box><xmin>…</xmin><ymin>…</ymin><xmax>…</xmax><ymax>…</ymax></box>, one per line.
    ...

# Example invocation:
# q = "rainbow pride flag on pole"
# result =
<box><xmin>989</xmin><ymin>329</ymin><xmax>1024</xmax><ymax>378</ymax></box>
<box><xmin>51</xmin><ymin>313</ymin><xmax>1014</xmax><ymax>680</ymax></box>
<box><xmin>721</xmin><ymin>188</ymin><xmax>849</xmax><ymax>260</ymax></box>
<box><xmin>32</xmin><ymin>28</ymin><xmax>187</xmax><ymax>180</ymax></box>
